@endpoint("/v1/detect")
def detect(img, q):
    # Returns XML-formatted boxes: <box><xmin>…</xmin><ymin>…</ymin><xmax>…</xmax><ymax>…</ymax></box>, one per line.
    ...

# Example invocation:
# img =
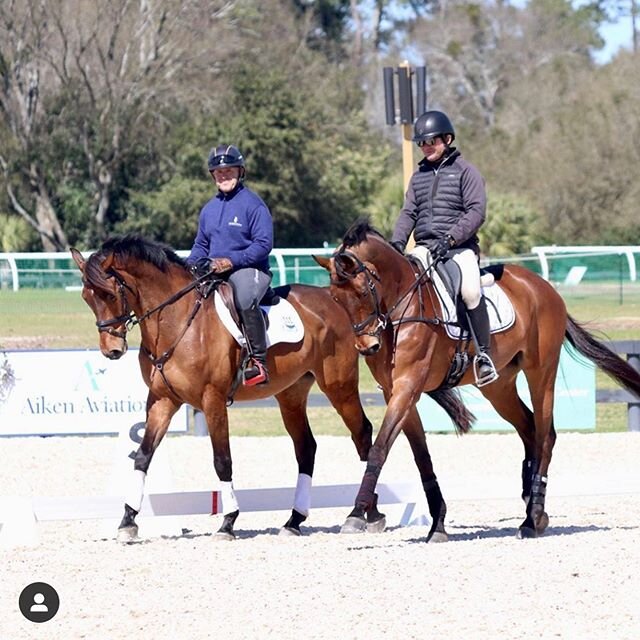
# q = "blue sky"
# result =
<box><xmin>597</xmin><ymin>16</ymin><xmax>635</xmax><ymax>63</ymax></box>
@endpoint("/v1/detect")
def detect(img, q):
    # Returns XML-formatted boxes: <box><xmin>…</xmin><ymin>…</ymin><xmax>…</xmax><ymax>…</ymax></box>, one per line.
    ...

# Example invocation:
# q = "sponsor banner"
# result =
<box><xmin>0</xmin><ymin>350</ymin><xmax>188</xmax><ymax>436</ymax></box>
<box><xmin>419</xmin><ymin>345</ymin><xmax>596</xmax><ymax>432</ymax></box>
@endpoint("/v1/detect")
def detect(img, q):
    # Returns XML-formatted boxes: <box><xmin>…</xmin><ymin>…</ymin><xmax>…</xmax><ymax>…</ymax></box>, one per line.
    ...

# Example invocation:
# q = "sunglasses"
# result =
<box><xmin>416</xmin><ymin>136</ymin><xmax>440</xmax><ymax>148</ymax></box>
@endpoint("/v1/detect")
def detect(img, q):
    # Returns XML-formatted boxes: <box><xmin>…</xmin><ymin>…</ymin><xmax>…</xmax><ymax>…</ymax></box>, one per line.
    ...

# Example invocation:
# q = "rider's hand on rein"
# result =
<box><xmin>210</xmin><ymin>257</ymin><xmax>233</xmax><ymax>273</ymax></box>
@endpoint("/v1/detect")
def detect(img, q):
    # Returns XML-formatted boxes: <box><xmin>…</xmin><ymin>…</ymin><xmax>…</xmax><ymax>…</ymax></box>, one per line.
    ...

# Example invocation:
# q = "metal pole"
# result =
<box><xmin>627</xmin><ymin>353</ymin><xmax>640</xmax><ymax>432</ymax></box>
<box><xmin>619</xmin><ymin>252</ymin><xmax>623</xmax><ymax>305</ymax></box>
<box><xmin>399</xmin><ymin>61</ymin><xmax>416</xmax><ymax>252</ymax></box>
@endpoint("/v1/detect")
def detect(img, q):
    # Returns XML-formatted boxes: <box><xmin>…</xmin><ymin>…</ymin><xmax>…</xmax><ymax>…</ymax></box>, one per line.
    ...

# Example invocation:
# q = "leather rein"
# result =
<box><xmin>334</xmin><ymin>249</ymin><xmax>445</xmax><ymax>341</ymax></box>
<box><xmin>96</xmin><ymin>269</ymin><xmax>218</xmax><ymax>396</ymax></box>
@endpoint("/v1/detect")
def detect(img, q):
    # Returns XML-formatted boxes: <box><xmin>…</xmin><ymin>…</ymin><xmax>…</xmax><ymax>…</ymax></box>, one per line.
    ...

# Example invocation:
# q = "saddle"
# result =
<box><xmin>408</xmin><ymin>253</ymin><xmax>515</xmax><ymax>388</ymax></box>
<box><xmin>213</xmin><ymin>284</ymin><xmax>304</xmax><ymax>349</ymax></box>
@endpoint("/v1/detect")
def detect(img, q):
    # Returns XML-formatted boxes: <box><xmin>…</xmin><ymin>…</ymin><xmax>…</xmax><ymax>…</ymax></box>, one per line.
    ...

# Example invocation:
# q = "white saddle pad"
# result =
<box><xmin>431</xmin><ymin>269</ymin><xmax>515</xmax><ymax>340</ymax></box>
<box><xmin>214</xmin><ymin>293</ymin><xmax>304</xmax><ymax>347</ymax></box>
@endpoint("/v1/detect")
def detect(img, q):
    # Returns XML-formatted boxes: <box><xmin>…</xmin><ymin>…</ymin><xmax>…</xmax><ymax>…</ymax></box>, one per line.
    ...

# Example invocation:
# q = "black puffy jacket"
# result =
<box><xmin>391</xmin><ymin>148</ymin><xmax>486</xmax><ymax>254</ymax></box>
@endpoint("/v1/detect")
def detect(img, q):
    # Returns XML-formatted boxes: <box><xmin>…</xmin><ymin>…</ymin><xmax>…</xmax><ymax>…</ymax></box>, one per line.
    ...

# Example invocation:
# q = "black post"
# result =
<box><xmin>415</xmin><ymin>66</ymin><xmax>427</xmax><ymax>116</ymax></box>
<box><xmin>397</xmin><ymin>66</ymin><xmax>413</xmax><ymax>123</ymax></box>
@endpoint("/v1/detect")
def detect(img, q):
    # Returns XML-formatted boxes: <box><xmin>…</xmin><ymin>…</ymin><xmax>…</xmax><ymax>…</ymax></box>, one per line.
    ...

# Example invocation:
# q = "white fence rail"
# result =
<box><xmin>2</xmin><ymin>246</ymin><xmax>640</xmax><ymax>291</ymax></box>
<box><xmin>0</xmin><ymin>247</ymin><xmax>335</xmax><ymax>291</ymax></box>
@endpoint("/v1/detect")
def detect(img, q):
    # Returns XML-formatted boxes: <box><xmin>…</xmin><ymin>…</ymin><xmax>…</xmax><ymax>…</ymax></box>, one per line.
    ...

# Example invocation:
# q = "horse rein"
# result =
<box><xmin>334</xmin><ymin>249</ymin><xmax>440</xmax><ymax>340</ymax></box>
<box><xmin>334</xmin><ymin>250</ymin><xmax>386</xmax><ymax>338</ymax></box>
<box><xmin>96</xmin><ymin>268</ymin><xmax>219</xmax><ymax>397</ymax></box>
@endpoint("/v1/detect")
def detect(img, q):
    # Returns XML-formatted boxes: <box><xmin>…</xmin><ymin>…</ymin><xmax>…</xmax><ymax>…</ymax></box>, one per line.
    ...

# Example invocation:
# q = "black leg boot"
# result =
<box><xmin>467</xmin><ymin>296</ymin><xmax>499</xmax><ymax>387</ymax></box>
<box><xmin>239</xmin><ymin>305</ymin><xmax>269</xmax><ymax>386</ymax></box>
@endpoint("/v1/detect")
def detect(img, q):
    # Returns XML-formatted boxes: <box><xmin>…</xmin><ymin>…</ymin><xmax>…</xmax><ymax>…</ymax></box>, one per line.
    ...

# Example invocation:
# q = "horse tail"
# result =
<box><xmin>565</xmin><ymin>315</ymin><xmax>640</xmax><ymax>396</ymax></box>
<box><xmin>428</xmin><ymin>388</ymin><xmax>475</xmax><ymax>435</ymax></box>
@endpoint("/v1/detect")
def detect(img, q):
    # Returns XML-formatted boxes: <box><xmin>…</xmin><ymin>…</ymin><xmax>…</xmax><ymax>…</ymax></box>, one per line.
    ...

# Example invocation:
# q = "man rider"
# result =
<box><xmin>187</xmin><ymin>144</ymin><xmax>273</xmax><ymax>386</ymax></box>
<box><xmin>390</xmin><ymin>110</ymin><xmax>499</xmax><ymax>386</ymax></box>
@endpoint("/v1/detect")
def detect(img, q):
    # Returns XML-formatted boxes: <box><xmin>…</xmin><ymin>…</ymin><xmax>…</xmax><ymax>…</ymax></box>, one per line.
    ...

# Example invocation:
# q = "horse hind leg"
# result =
<box><xmin>402</xmin><ymin>406</ymin><xmax>448</xmax><ymax>542</ymax></box>
<box><xmin>480</xmin><ymin>371</ymin><xmax>552</xmax><ymax>539</ymax></box>
<box><xmin>275</xmin><ymin>376</ymin><xmax>318</xmax><ymax>536</ymax></box>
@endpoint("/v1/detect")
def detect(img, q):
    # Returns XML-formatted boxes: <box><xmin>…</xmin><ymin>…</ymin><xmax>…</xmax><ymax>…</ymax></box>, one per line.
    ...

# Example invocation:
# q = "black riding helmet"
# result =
<box><xmin>412</xmin><ymin>110</ymin><xmax>456</xmax><ymax>143</ymax></box>
<box><xmin>208</xmin><ymin>144</ymin><xmax>245</xmax><ymax>172</ymax></box>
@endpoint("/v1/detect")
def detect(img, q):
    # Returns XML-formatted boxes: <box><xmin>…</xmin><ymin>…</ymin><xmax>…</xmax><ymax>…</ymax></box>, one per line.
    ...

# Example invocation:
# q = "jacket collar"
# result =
<box><xmin>418</xmin><ymin>147</ymin><xmax>460</xmax><ymax>172</ymax></box>
<box><xmin>217</xmin><ymin>182</ymin><xmax>244</xmax><ymax>200</ymax></box>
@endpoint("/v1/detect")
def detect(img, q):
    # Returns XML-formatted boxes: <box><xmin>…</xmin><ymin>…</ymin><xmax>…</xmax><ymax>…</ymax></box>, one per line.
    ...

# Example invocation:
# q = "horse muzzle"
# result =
<box><xmin>101</xmin><ymin>338</ymin><xmax>128</xmax><ymax>360</ymax></box>
<box><xmin>355</xmin><ymin>338</ymin><xmax>381</xmax><ymax>356</ymax></box>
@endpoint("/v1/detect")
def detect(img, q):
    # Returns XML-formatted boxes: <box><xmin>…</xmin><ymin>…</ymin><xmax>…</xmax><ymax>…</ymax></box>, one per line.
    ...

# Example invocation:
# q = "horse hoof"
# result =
<box><xmin>278</xmin><ymin>526</ymin><xmax>302</xmax><ymax>537</ymax></box>
<box><xmin>536</xmin><ymin>512</ymin><xmax>550</xmax><ymax>534</ymax></box>
<box><xmin>516</xmin><ymin>526</ymin><xmax>538</xmax><ymax>539</ymax></box>
<box><xmin>340</xmin><ymin>516</ymin><xmax>367</xmax><ymax>534</ymax></box>
<box><xmin>117</xmin><ymin>525</ymin><xmax>138</xmax><ymax>543</ymax></box>
<box><xmin>215</xmin><ymin>530</ymin><xmax>236</xmax><ymax>541</ymax></box>
<box><xmin>366</xmin><ymin>516</ymin><xmax>386</xmax><ymax>534</ymax></box>
<box><xmin>427</xmin><ymin>531</ymin><xmax>449</xmax><ymax>543</ymax></box>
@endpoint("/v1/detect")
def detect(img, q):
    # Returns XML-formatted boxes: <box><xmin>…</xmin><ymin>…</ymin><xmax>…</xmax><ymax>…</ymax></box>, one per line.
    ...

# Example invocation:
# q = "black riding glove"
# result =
<box><xmin>390</xmin><ymin>241</ymin><xmax>405</xmax><ymax>255</ymax></box>
<box><xmin>432</xmin><ymin>235</ymin><xmax>455</xmax><ymax>259</ymax></box>
<box><xmin>190</xmin><ymin>257</ymin><xmax>214</xmax><ymax>278</ymax></box>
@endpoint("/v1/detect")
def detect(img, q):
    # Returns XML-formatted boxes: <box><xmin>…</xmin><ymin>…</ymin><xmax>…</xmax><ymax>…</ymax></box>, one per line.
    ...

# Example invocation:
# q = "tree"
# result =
<box><xmin>0</xmin><ymin>1</ymin><xmax>69</xmax><ymax>250</ymax></box>
<box><xmin>0</xmin><ymin>0</ymin><xmax>237</xmax><ymax>250</ymax></box>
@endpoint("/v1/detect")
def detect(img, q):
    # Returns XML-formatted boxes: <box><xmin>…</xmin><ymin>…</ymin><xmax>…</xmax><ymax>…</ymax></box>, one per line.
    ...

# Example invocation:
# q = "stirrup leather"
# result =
<box><xmin>473</xmin><ymin>353</ymin><xmax>499</xmax><ymax>387</ymax></box>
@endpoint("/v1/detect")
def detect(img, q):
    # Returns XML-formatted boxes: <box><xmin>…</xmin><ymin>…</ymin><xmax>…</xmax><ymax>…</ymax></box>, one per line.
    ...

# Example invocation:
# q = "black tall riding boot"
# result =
<box><xmin>467</xmin><ymin>296</ymin><xmax>499</xmax><ymax>387</ymax></box>
<box><xmin>239</xmin><ymin>305</ymin><xmax>269</xmax><ymax>386</ymax></box>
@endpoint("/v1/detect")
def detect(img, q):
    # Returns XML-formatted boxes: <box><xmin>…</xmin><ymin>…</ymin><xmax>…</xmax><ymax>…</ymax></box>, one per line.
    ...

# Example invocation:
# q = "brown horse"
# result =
<box><xmin>315</xmin><ymin>219</ymin><xmax>640</xmax><ymax>540</ymax></box>
<box><xmin>72</xmin><ymin>234</ymin><xmax>471</xmax><ymax>541</ymax></box>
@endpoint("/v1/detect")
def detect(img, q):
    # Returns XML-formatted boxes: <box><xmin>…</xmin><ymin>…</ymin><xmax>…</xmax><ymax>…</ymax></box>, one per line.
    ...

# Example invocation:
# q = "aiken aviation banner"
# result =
<box><xmin>0</xmin><ymin>349</ymin><xmax>188</xmax><ymax>436</ymax></box>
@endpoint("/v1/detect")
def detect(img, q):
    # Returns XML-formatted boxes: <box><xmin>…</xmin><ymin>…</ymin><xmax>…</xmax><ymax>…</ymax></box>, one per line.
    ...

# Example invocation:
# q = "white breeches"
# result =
<box><xmin>410</xmin><ymin>245</ymin><xmax>482</xmax><ymax>310</ymax></box>
<box><xmin>451</xmin><ymin>248</ymin><xmax>482</xmax><ymax>309</ymax></box>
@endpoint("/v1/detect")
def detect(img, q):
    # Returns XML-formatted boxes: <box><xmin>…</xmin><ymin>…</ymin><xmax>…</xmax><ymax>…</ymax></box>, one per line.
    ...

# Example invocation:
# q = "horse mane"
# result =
<box><xmin>84</xmin><ymin>234</ymin><xmax>187</xmax><ymax>292</ymax></box>
<box><xmin>342</xmin><ymin>217</ymin><xmax>386</xmax><ymax>249</ymax></box>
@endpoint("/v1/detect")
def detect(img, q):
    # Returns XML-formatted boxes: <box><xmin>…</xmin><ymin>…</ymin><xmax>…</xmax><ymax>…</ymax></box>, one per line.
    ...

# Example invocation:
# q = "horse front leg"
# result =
<box><xmin>341</xmin><ymin>390</ymin><xmax>413</xmax><ymax>534</ymax></box>
<box><xmin>117</xmin><ymin>394</ymin><xmax>180</xmax><ymax>542</ymax></box>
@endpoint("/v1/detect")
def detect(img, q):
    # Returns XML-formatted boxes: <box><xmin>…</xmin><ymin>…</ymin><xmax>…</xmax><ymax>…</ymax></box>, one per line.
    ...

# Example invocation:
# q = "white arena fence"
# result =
<box><xmin>2</xmin><ymin>246</ymin><xmax>640</xmax><ymax>292</ymax></box>
<box><xmin>0</xmin><ymin>247</ymin><xmax>335</xmax><ymax>291</ymax></box>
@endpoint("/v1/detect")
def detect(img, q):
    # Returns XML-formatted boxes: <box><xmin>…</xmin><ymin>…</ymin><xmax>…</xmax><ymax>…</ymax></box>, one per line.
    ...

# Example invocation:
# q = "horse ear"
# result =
<box><xmin>313</xmin><ymin>255</ymin><xmax>331</xmax><ymax>271</ymax></box>
<box><xmin>70</xmin><ymin>248</ymin><xmax>85</xmax><ymax>272</ymax></box>
<box><xmin>101</xmin><ymin>253</ymin><xmax>114</xmax><ymax>272</ymax></box>
<box><xmin>334</xmin><ymin>253</ymin><xmax>357</xmax><ymax>276</ymax></box>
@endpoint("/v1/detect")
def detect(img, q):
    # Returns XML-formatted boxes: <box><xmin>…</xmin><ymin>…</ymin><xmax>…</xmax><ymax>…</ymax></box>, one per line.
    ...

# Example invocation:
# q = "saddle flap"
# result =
<box><xmin>216</xmin><ymin>281</ymin><xmax>240</xmax><ymax>326</ymax></box>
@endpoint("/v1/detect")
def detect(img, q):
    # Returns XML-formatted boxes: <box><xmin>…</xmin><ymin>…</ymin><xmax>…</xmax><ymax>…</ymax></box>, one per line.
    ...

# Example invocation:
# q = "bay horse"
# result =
<box><xmin>315</xmin><ymin>219</ymin><xmax>640</xmax><ymax>540</ymax></box>
<box><xmin>71</xmin><ymin>235</ymin><xmax>471</xmax><ymax>541</ymax></box>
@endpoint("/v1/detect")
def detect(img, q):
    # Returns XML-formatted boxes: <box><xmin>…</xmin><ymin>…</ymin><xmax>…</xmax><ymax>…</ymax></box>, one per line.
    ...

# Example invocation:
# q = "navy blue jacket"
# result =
<box><xmin>187</xmin><ymin>184</ymin><xmax>273</xmax><ymax>273</ymax></box>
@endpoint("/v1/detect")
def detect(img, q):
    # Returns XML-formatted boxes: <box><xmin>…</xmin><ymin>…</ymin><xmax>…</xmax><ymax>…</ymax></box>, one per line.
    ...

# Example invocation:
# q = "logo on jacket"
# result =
<box><xmin>229</xmin><ymin>216</ymin><xmax>242</xmax><ymax>227</ymax></box>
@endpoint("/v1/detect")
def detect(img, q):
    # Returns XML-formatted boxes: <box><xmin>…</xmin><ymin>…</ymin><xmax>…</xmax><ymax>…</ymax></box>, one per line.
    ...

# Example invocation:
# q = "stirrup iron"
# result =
<box><xmin>473</xmin><ymin>353</ymin><xmax>499</xmax><ymax>387</ymax></box>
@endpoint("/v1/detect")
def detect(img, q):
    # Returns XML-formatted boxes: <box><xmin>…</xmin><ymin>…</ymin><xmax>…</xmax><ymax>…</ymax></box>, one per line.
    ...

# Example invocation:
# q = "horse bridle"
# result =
<box><xmin>94</xmin><ymin>268</ymin><xmax>212</xmax><ymax>340</ymax></box>
<box><xmin>334</xmin><ymin>250</ymin><xmax>387</xmax><ymax>338</ymax></box>
<box><xmin>334</xmin><ymin>248</ymin><xmax>434</xmax><ymax>340</ymax></box>
<box><xmin>93</xmin><ymin>267</ymin><xmax>219</xmax><ymax>398</ymax></box>
<box><xmin>95</xmin><ymin>271</ymin><xmax>136</xmax><ymax>339</ymax></box>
